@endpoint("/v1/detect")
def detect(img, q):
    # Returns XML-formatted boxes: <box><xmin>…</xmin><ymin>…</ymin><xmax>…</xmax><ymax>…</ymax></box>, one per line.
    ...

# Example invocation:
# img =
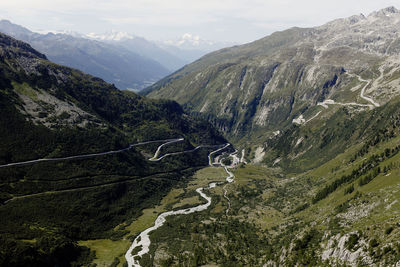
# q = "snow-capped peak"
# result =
<box><xmin>163</xmin><ymin>33</ymin><xmax>216</xmax><ymax>49</ymax></box>
<box><xmin>32</xmin><ymin>29</ymin><xmax>83</xmax><ymax>37</ymax></box>
<box><xmin>178</xmin><ymin>33</ymin><xmax>214</xmax><ymax>46</ymax></box>
<box><xmin>178</xmin><ymin>33</ymin><xmax>201</xmax><ymax>46</ymax></box>
<box><xmin>86</xmin><ymin>30</ymin><xmax>135</xmax><ymax>41</ymax></box>
<box><xmin>159</xmin><ymin>33</ymin><xmax>237</xmax><ymax>53</ymax></box>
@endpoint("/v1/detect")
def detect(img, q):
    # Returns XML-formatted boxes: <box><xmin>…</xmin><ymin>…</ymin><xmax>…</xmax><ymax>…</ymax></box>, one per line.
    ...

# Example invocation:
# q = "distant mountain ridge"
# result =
<box><xmin>0</xmin><ymin>20</ymin><xmax>235</xmax><ymax>90</ymax></box>
<box><xmin>160</xmin><ymin>33</ymin><xmax>236</xmax><ymax>51</ymax></box>
<box><xmin>86</xmin><ymin>31</ymin><xmax>236</xmax><ymax>71</ymax></box>
<box><xmin>87</xmin><ymin>31</ymin><xmax>188</xmax><ymax>72</ymax></box>
<box><xmin>155</xmin><ymin>33</ymin><xmax>237</xmax><ymax>63</ymax></box>
<box><xmin>2</xmin><ymin>8</ymin><xmax>400</xmax><ymax>266</ymax></box>
<box><xmin>0</xmin><ymin>20</ymin><xmax>171</xmax><ymax>90</ymax></box>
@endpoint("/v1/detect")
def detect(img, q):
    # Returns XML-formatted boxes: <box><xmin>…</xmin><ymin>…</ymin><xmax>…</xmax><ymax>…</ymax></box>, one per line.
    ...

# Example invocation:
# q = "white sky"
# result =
<box><xmin>0</xmin><ymin>0</ymin><xmax>398</xmax><ymax>43</ymax></box>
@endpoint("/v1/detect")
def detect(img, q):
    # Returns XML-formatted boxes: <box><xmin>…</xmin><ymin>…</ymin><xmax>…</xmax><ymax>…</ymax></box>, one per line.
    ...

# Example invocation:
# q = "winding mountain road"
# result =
<box><xmin>1</xmin><ymin>136</ymin><xmax>238</xmax><ymax>266</ymax></box>
<box><xmin>297</xmin><ymin>72</ymin><xmax>381</xmax><ymax>125</ymax></box>
<box><xmin>3</xmin><ymin>173</ymin><xmax>179</xmax><ymax>204</ymax></box>
<box><xmin>125</xmin><ymin>143</ymin><xmax>237</xmax><ymax>267</ymax></box>
<box><xmin>208</xmin><ymin>143</ymin><xmax>230</xmax><ymax>166</ymax></box>
<box><xmin>2</xmin><ymin>138</ymin><xmax>226</xmax><ymax>204</ymax></box>
<box><xmin>151</xmin><ymin>144</ymin><xmax>223</xmax><ymax>162</ymax></box>
<box><xmin>149</xmin><ymin>138</ymin><xmax>184</xmax><ymax>160</ymax></box>
<box><xmin>0</xmin><ymin>138</ymin><xmax>183</xmax><ymax>169</ymax></box>
<box><xmin>317</xmin><ymin>73</ymin><xmax>380</xmax><ymax>110</ymax></box>
<box><xmin>356</xmin><ymin>74</ymin><xmax>380</xmax><ymax>107</ymax></box>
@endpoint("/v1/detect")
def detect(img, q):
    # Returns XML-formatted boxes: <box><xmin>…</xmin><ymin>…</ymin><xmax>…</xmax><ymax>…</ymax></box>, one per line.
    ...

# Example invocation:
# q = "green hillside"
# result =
<box><xmin>132</xmin><ymin>98</ymin><xmax>400</xmax><ymax>266</ymax></box>
<box><xmin>2</xmin><ymin>7</ymin><xmax>400</xmax><ymax>267</ymax></box>
<box><xmin>135</xmin><ymin>8</ymin><xmax>400</xmax><ymax>266</ymax></box>
<box><xmin>0</xmin><ymin>33</ymin><xmax>225</xmax><ymax>266</ymax></box>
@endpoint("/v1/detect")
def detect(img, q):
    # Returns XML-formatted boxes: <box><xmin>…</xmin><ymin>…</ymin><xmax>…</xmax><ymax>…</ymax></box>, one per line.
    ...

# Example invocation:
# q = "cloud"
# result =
<box><xmin>0</xmin><ymin>0</ymin><xmax>398</xmax><ymax>42</ymax></box>
<box><xmin>103</xmin><ymin>14</ymin><xmax>219</xmax><ymax>27</ymax></box>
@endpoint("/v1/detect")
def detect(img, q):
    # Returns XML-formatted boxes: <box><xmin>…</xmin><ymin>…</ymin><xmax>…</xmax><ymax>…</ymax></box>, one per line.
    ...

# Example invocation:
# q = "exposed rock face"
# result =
<box><xmin>321</xmin><ymin>233</ymin><xmax>373</xmax><ymax>266</ymax></box>
<box><xmin>145</xmin><ymin>7</ymin><xmax>400</xmax><ymax>143</ymax></box>
<box><xmin>253</xmin><ymin>146</ymin><xmax>265</xmax><ymax>163</ymax></box>
<box><xmin>0</xmin><ymin>33</ymin><xmax>101</xmax><ymax>128</ymax></box>
<box><xmin>15</xmin><ymin>87</ymin><xmax>97</xmax><ymax>128</ymax></box>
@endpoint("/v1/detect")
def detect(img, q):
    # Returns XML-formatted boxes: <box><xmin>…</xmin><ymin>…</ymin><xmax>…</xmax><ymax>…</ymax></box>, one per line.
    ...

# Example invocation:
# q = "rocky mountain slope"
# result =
<box><xmin>145</xmin><ymin>7</ymin><xmax>400</xmax><ymax>148</ymax></box>
<box><xmin>133</xmin><ymin>8</ymin><xmax>400</xmax><ymax>266</ymax></box>
<box><xmin>0</xmin><ymin>32</ymin><xmax>225</xmax><ymax>266</ymax></box>
<box><xmin>2</xmin><ymin>7</ymin><xmax>400</xmax><ymax>267</ymax></box>
<box><xmin>0</xmin><ymin>20</ymin><xmax>170</xmax><ymax>90</ymax></box>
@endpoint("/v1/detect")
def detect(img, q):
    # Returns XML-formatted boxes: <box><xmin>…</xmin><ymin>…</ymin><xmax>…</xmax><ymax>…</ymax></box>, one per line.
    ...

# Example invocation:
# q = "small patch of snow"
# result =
<box><xmin>254</xmin><ymin>105</ymin><xmax>271</xmax><ymax>126</ymax></box>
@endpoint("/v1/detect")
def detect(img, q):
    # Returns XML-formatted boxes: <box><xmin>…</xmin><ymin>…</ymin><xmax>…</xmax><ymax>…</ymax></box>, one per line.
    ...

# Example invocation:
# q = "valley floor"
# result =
<box><xmin>80</xmin><ymin>166</ymin><xmax>229</xmax><ymax>266</ymax></box>
<box><xmin>80</xmin><ymin>135</ymin><xmax>400</xmax><ymax>267</ymax></box>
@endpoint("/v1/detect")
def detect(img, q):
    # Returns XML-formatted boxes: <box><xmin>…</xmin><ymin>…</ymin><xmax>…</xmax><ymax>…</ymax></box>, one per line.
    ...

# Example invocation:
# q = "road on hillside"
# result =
<box><xmin>2</xmin><ymin>139</ymin><xmax>228</xmax><ymax>204</ymax></box>
<box><xmin>0</xmin><ymin>138</ymin><xmax>183</xmax><ymax>169</ymax></box>
<box><xmin>125</xmin><ymin>144</ymin><xmax>237</xmax><ymax>267</ymax></box>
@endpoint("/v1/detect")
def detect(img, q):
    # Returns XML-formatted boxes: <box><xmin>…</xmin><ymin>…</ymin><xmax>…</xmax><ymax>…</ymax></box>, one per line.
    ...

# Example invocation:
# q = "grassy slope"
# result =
<box><xmin>79</xmin><ymin>167</ymin><xmax>228</xmax><ymax>266</ymax></box>
<box><xmin>260</xmin><ymin>94</ymin><xmax>400</xmax><ymax>174</ymax></box>
<box><xmin>128</xmin><ymin>110</ymin><xmax>400</xmax><ymax>266</ymax></box>
<box><xmin>0</xmin><ymin>33</ymin><xmax>226</xmax><ymax>266</ymax></box>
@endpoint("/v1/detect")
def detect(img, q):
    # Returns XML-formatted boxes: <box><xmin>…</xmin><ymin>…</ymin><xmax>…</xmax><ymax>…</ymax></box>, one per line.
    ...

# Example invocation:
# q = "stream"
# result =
<box><xmin>125</xmin><ymin>143</ymin><xmax>235</xmax><ymax>267</ymax></box>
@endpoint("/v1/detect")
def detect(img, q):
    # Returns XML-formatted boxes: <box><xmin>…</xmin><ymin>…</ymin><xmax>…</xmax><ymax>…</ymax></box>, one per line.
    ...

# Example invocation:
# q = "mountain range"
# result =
<box><xmin>85</xmin><ymin>31</ymin><xmax>187</xmax><ymax>72</ymax></box>
<box><xmin>0</xmin><ymin>20</ymin><xmax>233</xmax><ymax>91</ymax></box>
<box><xmin>139</xmin><ymin>7</ymin><xmax>400</xmax><ymax>266</ymax></box>
<box><xmin>144</xmin><ymin>6</ymin><xmax>400</xmax><ymax>147</ymax></box>
<box><xmin>87</xmin><ymin>31</ymin><xmax>234</xmax><ymax>69</ymax></box>
<box><xmin>0</xmin><ymin>19</ymin><xmax>172</xmax><ymax>90</ymax></box>
<box><xmin>2</xmin><ymin>6</ymin><xmax>400</xmax><ymax>267</ymax></box>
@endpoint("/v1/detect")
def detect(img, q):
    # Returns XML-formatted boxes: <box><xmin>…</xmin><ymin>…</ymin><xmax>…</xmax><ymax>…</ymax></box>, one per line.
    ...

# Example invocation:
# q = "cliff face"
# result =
<box><xmin>145</xmin><ymin>7</ymin><xmax>400</xmax><ymax>144</ymax></box>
